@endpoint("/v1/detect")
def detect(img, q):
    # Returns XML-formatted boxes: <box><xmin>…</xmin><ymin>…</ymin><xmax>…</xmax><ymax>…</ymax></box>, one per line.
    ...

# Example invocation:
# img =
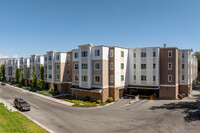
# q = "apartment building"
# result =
<box><xmin>4</xmin><ymin>44</ymin><xmax>198</xmax><ymax>102</ymax></box>
<box><xmin>23</xmin><ymin>58</ymin><xmax>30</xmax><ymax>79</ymax></box>
<box><xmin>44</xmin><ymin>51</ymin><xmax>70</xmax><ymax>93</ymax></box>
<box><xmin>128</xmin><ymin>47</ymin><xmax>160</xmax><ymax>95</ymax></box>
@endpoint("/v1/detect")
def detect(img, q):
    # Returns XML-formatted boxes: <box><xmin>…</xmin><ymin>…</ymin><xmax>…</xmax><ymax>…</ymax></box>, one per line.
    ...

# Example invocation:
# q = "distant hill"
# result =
<box><xmin>0</xmin><ymin>58</ymin><xmax>9</xmax><ymax>65</ymax></box>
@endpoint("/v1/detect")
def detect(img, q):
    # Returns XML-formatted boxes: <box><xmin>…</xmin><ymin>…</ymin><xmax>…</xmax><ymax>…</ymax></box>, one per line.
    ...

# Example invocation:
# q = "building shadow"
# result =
<box><xmin>149</xmin><ymin>99</ymin><xmax>200</xmax><ymax>123</ymax></box>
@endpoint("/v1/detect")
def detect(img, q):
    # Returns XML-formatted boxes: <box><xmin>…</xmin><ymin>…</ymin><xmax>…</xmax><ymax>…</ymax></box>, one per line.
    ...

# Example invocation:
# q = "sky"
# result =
<box><xmin>0</xmin><ymin>0</ymin><xmax>200</xmax><ymax>58</ymax></box>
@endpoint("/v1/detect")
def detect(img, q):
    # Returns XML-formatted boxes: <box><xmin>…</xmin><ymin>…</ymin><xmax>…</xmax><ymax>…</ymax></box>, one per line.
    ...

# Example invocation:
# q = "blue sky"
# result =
<box><xmin>0</xmin><ymin>0</ymin><xmax>200</xmax><ymax>58</ymax></box>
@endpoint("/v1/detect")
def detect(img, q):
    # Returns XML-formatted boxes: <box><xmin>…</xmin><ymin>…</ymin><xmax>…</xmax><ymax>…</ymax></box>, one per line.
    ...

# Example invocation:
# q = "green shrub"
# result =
<box><xmin>106</xmin><ymin>97</ymin><xmax>114</xmax><ymax>103</ymax></box>
<box><xmin>50</xmin><ymin>85</ymin><xmax>55</xmax><ymax>94</ymax></box>
<box><xmin>97</xmin><ymin>100</ymin><xmax>101</xmax><ymax>104</ymax></box>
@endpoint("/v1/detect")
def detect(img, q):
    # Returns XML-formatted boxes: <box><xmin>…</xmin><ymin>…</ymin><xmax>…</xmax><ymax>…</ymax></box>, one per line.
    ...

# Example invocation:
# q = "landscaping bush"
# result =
<box><xmin>106</xmin><ymin>97</ymin><xmax>114</xmax><ymax>103</ymax></box>
<box><xmin>82</xmin><ymin>96</ymin><xmax>90</xmax><ymax>101</ymax></box>
<box><xmin>50</xmin><ymin>85</ymin><xmax>55</xmax><ymax>94</ymax></box>
<box><xmin>97</xmin><ymin>100</ymin><xmax>101</xmax><ymax>104</ymax></box>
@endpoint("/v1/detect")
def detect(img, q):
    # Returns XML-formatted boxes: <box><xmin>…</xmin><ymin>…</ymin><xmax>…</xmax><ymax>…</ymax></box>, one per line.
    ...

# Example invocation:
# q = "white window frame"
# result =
<box><xmin>74</xmin><ymin>63</ymin><xmax>79</xmax><ymax>70</ymax></box>
<box><xmin>110</xmin><ymin>62</ymin><xmax>114</xmax><ymax>70</ymax></box>
<box><xmin>56</xmin><ymin>74</ymin><xmax>60</xmax><ymax>80</ymax></box>
<box><xmin>67</xmin><ymin>64</ymin><xmax>70</xmax><ymax>70</ymax></box>
<box><xmin>182</xmin><ymin>75</ymin><xmax>184</xmax><ymax>80</ymax></box>
<box><xmin>74</xmin><ymin>52</ymin><xmax>78</xmax><ymax>58</ymax></box>
<box><xmin>82</xmin><ymin>76</ymin><xmax>88</xmax><ymax>82</ymax></box>
<box><xmin>56</xmin><ymin>64</ymin><xmax>60</xmax><ymax>70</ymax></box>
<box><xmin>168</xmin><ymin>50</ymin><xmax>172</xmax><ymax>58</ymax></box>
<box><xmin>121</xmin><ymin>51</ymin><xmax>124</xmax><ymax>57</ymax></box>
<box><xmin>153</xmin><ymin>76</ymin><xmax>156</xmax><ymax>81</ymax></box>
<box><xmin>95</xmin><ymin>49</ymin><xmax>100</xmax><ymax>56</ymax></box>
<box><xmin>81</xmin><ymin>63</ymin><xmax>88</xmax><ymax>69</ymax></box>
<box><xmin>153</xmin><ymin>51</ymin><xmax>156</xmax><ymax>57</ymax></box>
<box><xmin>110</xmin><ymin>75</ymin><xmax>114</xmax><ymax>83</ymax></box>
<box><xmin>56</xmin><ymin>55</ymin><xmax>60</xmax><ymax>60</ymax></box>
<box><xmin>74</xmin><ymin>74</ymin><xmax>79</xmax><ymax>81</ymax></box>
<box><xmin>94</xmin><ymin>62</ymin><xmax>100</xmax><ymax>70</ymax></box>
<box><xmin>121</xmin><ymin>63</ymin><xmax>124</xmax><ymax>69</ymax></box>
<box><xmin>110</xmin><ymin>50</ymin><xmax>113</xmax><ymax>57</ymax></box>
<box><xmin>168</xmin><ymin>75</ymin><xmax>172</xmax><ymax>82</ymax></box>
<box><xmin>94</xmin><ymin>75</ymin><xmax>101</xmax><ymax>83</ymax></box>
<box><xmin>168</xmin><ymin>62</ymin><xmax>172</xmax><ymax>70</ymax></box>
<box><xmin>141</xmin><ymin>75</ymin><xmax>146</xmax><ymax>81</ymax></box>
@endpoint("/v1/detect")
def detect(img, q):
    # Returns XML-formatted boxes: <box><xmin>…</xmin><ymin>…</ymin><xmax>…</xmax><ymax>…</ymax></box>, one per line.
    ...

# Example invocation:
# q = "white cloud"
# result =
<box><xmin>0</xmin><ymin>54</ymin><xmax>9</xmax><ymax>59</ymax></box>
<box><xmin>13</xmin><ymin>55</ymin><xmax>18</xmax><ymax>58</ymax></box>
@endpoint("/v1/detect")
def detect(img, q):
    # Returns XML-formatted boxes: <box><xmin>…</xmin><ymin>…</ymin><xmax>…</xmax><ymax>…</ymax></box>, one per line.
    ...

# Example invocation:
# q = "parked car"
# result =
<box><xmin>1</xmin><ymin>81</ymin><xmax>6</xmax><ymax>86</ymax></box>
<box><xmin>14</xmin><ymin>98</ymin><xmax>31</xmax><ymax>111</ymax></box>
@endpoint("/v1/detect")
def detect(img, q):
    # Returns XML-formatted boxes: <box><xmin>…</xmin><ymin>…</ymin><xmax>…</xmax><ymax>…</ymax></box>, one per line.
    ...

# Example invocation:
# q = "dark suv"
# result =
<box><xmin>14</xmin><ymin>98</ymin><xmax>31</xmax><ymax>111</ymax></box>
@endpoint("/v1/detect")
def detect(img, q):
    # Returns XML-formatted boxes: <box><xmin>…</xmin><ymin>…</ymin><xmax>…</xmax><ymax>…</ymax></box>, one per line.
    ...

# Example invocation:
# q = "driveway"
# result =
<box><xmin>0</xmin><ymin>84</ymin><xmax>200</xmax><ymax>133</ymax></box>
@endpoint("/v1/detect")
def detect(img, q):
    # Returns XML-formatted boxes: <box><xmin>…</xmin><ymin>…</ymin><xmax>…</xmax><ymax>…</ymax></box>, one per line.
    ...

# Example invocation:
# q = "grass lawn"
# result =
<box><xmin>0</xmin><ymin>104</ymin><xmax>49</xmax><ymax>133</ymax></box>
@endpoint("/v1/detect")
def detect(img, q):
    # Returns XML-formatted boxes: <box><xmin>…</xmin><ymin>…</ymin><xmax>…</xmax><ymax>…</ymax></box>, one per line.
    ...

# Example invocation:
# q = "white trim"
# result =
<box><xmin>94</xmin><ymin>75</ymin><xmax>101</xmax><ymax>84</ymax></box>
<box><xmin>168</xmin><ymin>50</ymin><xmax>172</xmax><ymax>58</ymax></box>
<box><xmin>168</xmin><ymin>62</ymin><xmax>172</xmax><ymax>70</ymax></box>
<box><xmin>160</xmin><ymin>84</ymin><xmax>179</xmax><ymax>87</ymax></box>
<box><xmin>168</xmin><ymin>75</ymin><xmax>172</xmax><ymax>82</ymax></box>
<box><xmin>110</xmin><ymin>49</ymin><xmax>113</xmax><ymax>57</ymax></box>
<box><xmin>110</xmin><ymin>62</ymin><xmax>114</xmax><ymax>70</ymax></box>
<box><xmin>94</xmin><ymin>62</ymin><xmax>100</xmax><ymax>70</ymax></box>
<box><xmin>110</xmin><ymin>75</ymin><xmax>114</xmax><ymax>83</ymax></box>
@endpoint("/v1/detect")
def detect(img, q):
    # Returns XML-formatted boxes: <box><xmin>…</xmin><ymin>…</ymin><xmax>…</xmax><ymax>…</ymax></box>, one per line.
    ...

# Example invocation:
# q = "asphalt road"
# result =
<box><xmin>0</xmin><ymin>84</ymin><xmax>200</xmax><ymax>133</ymax></box>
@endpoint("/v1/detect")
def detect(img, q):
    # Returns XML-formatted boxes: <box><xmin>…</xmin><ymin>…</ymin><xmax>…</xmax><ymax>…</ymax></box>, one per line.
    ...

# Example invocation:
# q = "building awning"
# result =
<box><xmin>70</xmin><ymin>85</ymin><xmax>102</xmax><ymax>93</ymax></box>
<box><xmin>128</xmin><ymin>85</ymin><xmax>159</xmax><ymax>90</ymax></box>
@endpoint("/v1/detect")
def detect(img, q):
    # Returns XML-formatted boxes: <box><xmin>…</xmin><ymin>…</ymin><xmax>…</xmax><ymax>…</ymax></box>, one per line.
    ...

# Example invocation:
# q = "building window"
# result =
<box><xmin>121</xmin><ymin>51</ymin><xmax>124</xmax><ymax>57</ymax></box>
<box><xmin>121</xmin><ymin>75</ymin><xmax>124</xmax><ymax>81</ymax></box>
<box><xmin>134</xmin><ymin>64</ymin><xmax>136</xmax><ymax>69</ymax></box>
<box><xmin>48</xmin><ymin>56</ymin><xmax>52</xmax><ymax>61</ymax></box>
<box><xmin>38</xmin><ymin>58</ymin><xmax>40</xmax><ymax>62</ymax></box>
<box><xmin>56</xmin><ymin>64</ymin><xmax>60</xmax><ymax>70</ymax></box>
<box><xmin>38</xmin><ymin>66</ymin><xmax>40</xmax><ymax>69</ymax></box>
<box><xmin>168</xmin><ymin>50</ymin><xmax>172</xmax><ymax>58</ymax></box>
<box><xmin>94</xmin><ymin>76</ymin><xmax>100</xmax><ymax>83</ymax></box>
<box><xmin>182</xmin><ymin>53</ymin><xmax>184</xmax><ymax>58</ymax></box>
<box><xmin>168</xmin><ymin>75</ymin><xmax>172</xmax><ymax>82</ymax></box>
<box><xmin>110</xmin><ymin>62</ymin><xmax>114</xmax><ymax>70</ymax></box>
<box><xmin>45</xmin><ymin>65</ymin><xmax>47</xmax><ymax>70</ymax></box>
<box><xmin>67</xmin><ymin>64</ymin><xmax>70</xmax><ymax>70</ymax></box>
<box><xmin>82</xmin><ymin>76</ymin><xmax>88</xmax><ymax>82</ymax></box>
<box><xmin>95</xmin><ymin>50</ymin><xmax>100</xmax><ymax>56</ymax></box>
<box><xmin>56</xmin><ymin>74</ymin><xmax>59</xmax><ymax>80</ymax></box>
<box><xmin>74</xmin><ymin>64</ymin><xmax>79</xmax><ymax>69</ymax></box>
<box><xmin>67</xmin><ymin>54</ymin><xmax>70</xmax><ymax>60</ymax></box>
<box><xmin>82</xmin><ymin>63</ymin><xmax>88</xmax><ymax>69</ymax></box>
<box><xmin>134</xmin><ymin>53</ymin><xmax>136</xmax><ymax>57</ymax></box>
<box><xmin>48</xmin><ymin>65</ymin><xmax>52</xmax><ymax>70</ymax></box>
<box><xmin>141</xmin><ymin>52</ymin><xmax>146</xmax><ymax>57</ymax></box>
<box><xmin>182</xmin><ymin>75</ymin><xmax>185</xmax><ymax>80</ymax></box>
<box><xmin>153</xmin><ymin>76</ymin><xmax>156</xmax><ymax>81</ymax></box>
<box><xmin>110</xmin><ymin>75</ymin><xmax>114</xmax><ymax>83</ymax></box>
<box><xmin>153</xmin><ymin>51</ymin><xmax>156</xmax><ymax>57</ymax></box>
<box><xmin>141</xmin><ymin>75</ymin><xmax>146</xmax><ymax>81</ymax></box>
<box><xmin>121</xmin><ymin>63</ymin><xmax>124</xmax><ymax>69</ymax></box>
<box><xmin>56</xmin><ymin>55</ymin><xmax>59</xmax><ymax>60</ymax></box>
<box><xmin>45</xmin><ymin>74</ymin><xmax>47</xmax><ymax>78</ymax></box>
<box><xmin>49</xmin><ymin>74</ymin><xmax>52</xmax><ymax>79</ymax></box>
<box><xmin>168</xmin><ymin>62</ymin><xmax>172</xmax><ymax>70</ymax></box>
<box><xmin>110</xmin><ymin>50</ymin><xmax>113</xmax><ymax>57</ymax></box>
<box><xmin>182</xmin><ymin>64</ymin><xmax>184</xmax><ymax>69</ymax></box>
<box><xmin>94</xmin><ymin>62</ymin><xmax>100</xmax><ymax>70</ymax></box>
<box><xmin>134</xmin><ymin>75</ymin><xmax>136</xmax><ymax>80</ymax></box>
<box><xmin>45</xmin><ymin>57</ymin><xmax>47</xmax><ymax>61</ymax></box>
<box><xmin>153</xmin><ymin>63</ymin><xmax>156</xmax><ymax>69</ymax></box>
<box><xmin>81</xmin><ymin>51</ymin><xmax>88</xmax><ymax>57</ymax></box>
<box><xmin>67</xmin><ymin>74</ymin><xmax>70</xmax><ymax>80</ymax></box>
<box><xmin>141</xmin><ymin>64</ymin><xmax>146</xmax><ymax>69</ymax></box>
<box><xmin>74</xmin><ymin>52</ymin><xmax>78</xmax><ymax>58</ymax></box>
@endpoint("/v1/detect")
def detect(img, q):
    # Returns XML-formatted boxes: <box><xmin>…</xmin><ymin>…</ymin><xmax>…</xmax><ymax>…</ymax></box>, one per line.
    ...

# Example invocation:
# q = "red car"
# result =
<box><xmin>14</xmin><ymin>98</ymin><xmax>31</xmax><ymax>111</ymax></box>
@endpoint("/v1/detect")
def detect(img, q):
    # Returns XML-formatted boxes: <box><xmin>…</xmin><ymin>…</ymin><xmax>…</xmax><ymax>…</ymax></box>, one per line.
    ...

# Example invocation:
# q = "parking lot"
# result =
<box><xmin>0</xmin><ymin>84</ymin><xmax>200</xmax><ymax>133</ymax></box>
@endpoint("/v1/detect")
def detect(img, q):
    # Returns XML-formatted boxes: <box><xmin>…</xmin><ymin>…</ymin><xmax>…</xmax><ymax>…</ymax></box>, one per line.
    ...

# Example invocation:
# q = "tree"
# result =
<box><xmin>0</xmin><ymin>64</ymin><xmax>5</xmax><ymax>81</ymax></box>
<box><xmin>24</xmin><ymin>72</ymin><xmax>29</xmax><ymax>87</ymax></box>
<box><xmin>31</xmin><ymin>63</ymin><xmax>36</xmax><ymax>88</ymax></box>
<box><xmin>37</xmin><ymin>65</ymin><xmax>45</xmax><ymax>89</ymax></box>
<box><xmin>194</xmin><ymin>52</ymin><xmax>200</xmax><ymax>72</ymax></box>
<box><xmin>15</xmin><ymin>68</ymin><xmax>19</xmax><ymax>83</ymax></box>
<box><xmin>19</xmin><ymin>66</ymin><xmax>24</xmax><ymax>85</ymax></box>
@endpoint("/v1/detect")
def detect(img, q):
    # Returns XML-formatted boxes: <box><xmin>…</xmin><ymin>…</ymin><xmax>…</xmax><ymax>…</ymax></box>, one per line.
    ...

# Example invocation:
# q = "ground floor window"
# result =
<box><xmin>82</xmin><ymin>76</ymin><xmax>88</xmax><ymax>82</ymax></box>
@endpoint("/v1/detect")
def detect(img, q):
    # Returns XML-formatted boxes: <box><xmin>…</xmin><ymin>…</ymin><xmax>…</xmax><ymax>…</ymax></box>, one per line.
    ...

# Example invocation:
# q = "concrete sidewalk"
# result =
<box><xmin>5</xmin><ymin>83</ymin><xmax>74</xmax><ymax>106</ymax></box>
